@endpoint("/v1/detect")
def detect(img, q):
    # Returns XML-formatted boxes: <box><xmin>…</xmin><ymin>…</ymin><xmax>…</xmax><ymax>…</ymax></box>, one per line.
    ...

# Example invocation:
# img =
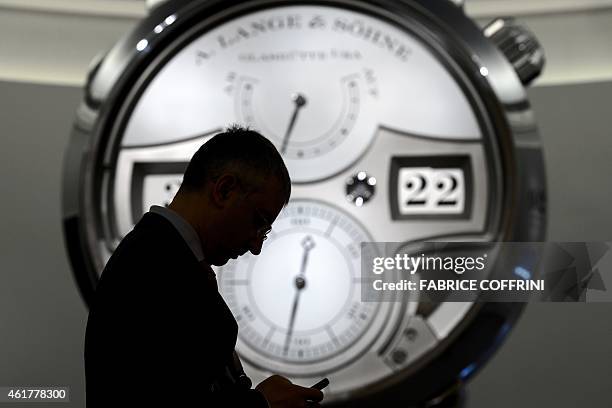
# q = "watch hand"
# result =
<box><xmin>283</xmin><ymin>236</ymin><xmax>316</xmax><ymax>356</ymax></box>
<box><xmin>283</xmin><ymin>279</ymin><xmax>303</xmax><ymax>356</ymax></box>
<box><xmin>280</xmin><ymin>93</ymin><xmax>307</xmax><ymax>154</ymax></box>
<box><xmin>299</xmin><ymin>235</ymin><xmax>315</xmax><ymax>274</ymax></box>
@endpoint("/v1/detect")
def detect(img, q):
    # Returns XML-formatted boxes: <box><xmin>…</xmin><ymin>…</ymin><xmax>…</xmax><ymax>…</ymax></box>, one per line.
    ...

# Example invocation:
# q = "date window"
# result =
<box><xmin>390</xmin><ymin>156</ymin><xmax>471</xmax><ymax>220</ymax></box>
<box><xmin>130</xmin><ymin>162</ymin><xmax>188</xmax><ymax>221</ymax></box>
<box><xmin>142</xmin><ymin>175</ymin><xmax>183</xmax><ymax>209</ymax></box>
<box><xmin>398</xmin><ymin>168</ymin><xmax>465</xmax><ymax>215</ymax></box>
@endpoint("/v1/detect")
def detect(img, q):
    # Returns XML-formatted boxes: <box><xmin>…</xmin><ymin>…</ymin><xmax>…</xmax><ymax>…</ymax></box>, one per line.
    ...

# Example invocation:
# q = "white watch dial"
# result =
<box><xmin>219</xmin><ymin>200</ymin><xmax>395</xmax><ymax>373</ymax></box>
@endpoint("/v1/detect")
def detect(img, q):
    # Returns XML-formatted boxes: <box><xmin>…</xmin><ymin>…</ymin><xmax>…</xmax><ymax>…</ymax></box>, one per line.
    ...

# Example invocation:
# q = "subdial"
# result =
<box><xmin>235</xmin><ymin>74</ymin><xmax>362</xmax><ymax>160</ymax></box>
<box><xmin>218</xmin><ymin>200</ymin><xmax>382</xmax><ymax>366</ymax></box>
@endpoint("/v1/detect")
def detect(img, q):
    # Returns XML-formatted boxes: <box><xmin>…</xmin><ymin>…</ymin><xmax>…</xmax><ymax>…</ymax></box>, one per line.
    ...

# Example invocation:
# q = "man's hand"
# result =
<box><xmin>255</xmin><ymin>375</ymin><xmax>324</xmax><ymax>408</ymax></box>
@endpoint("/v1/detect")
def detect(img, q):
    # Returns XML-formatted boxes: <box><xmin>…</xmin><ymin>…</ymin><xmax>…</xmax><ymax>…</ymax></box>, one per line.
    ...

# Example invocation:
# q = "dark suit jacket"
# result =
<box><xmin>84</xmin><ymin>212</ymin><xmax>268</xmax><ymax>407</ymax></box>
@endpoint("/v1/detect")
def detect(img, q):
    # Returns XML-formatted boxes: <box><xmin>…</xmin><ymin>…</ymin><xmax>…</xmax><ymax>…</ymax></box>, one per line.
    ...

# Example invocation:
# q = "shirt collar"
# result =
<box><xmin>149</xmin><ymin>205</ymin><xmax>206</xmax><ymax>263</ymax></box>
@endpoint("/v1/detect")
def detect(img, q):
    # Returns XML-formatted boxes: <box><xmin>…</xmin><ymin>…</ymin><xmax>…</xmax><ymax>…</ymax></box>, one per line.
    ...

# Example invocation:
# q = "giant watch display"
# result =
<box><xmin>62</xmin><ymin>0</ymin><xmax>546</xmax><ymax>405</ymax></box>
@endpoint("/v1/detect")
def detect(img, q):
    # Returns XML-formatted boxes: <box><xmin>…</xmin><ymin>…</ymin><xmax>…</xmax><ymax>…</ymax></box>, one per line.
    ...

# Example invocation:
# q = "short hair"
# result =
<box><xmin>180</xmin><ymin>124</ymin><xmax>291</xmax><ymax>204</ymax></box>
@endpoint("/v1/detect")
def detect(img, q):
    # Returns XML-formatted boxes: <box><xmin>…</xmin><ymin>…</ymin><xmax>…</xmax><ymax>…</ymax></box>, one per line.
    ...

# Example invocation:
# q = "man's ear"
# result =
<box><xmin>211</xmin><ymin>173</ymin><xmax>241</xmax><ymax>207</ymax></box>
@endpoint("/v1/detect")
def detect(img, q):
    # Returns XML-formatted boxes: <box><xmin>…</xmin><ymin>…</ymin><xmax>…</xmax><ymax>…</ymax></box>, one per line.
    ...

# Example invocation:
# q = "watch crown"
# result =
<box><xmin>483</xmin><ymin>18</ymin><xmax>545</xmax><ymax>86</ymax></box>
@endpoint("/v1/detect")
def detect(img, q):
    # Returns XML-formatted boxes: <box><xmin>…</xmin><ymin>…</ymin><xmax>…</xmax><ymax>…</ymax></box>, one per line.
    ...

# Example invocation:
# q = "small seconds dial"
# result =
<box><xmin>218</xmin><ymin>199</ymin><xmax>381</xmax><ymax>366</ymax></box>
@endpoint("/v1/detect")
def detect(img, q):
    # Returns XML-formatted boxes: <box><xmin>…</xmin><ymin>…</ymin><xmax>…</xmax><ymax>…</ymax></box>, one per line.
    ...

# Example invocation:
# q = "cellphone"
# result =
<box><xmin>310</xmin><ymin>378</ymin><xmax>329</xmax><ymax>390</ymax></box>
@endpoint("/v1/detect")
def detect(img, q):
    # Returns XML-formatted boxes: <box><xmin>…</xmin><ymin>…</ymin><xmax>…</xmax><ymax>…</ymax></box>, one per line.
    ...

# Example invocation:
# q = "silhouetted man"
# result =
<box><xmin>84</xmin><ymin>125</ymin><xmax>324</xmax><ymax>407</ymax></box>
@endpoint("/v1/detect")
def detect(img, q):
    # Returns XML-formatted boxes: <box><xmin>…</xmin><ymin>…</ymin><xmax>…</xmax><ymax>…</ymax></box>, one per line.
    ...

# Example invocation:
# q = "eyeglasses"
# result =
<box><xmin>235</xmin><ymin>176</ymin><xmax>273</xmax><ymax>241</ymax></box>
<box><xmin>254</xmin><ymin>207</ymin><xmax>272</xmax><ymax>241</ymax></box>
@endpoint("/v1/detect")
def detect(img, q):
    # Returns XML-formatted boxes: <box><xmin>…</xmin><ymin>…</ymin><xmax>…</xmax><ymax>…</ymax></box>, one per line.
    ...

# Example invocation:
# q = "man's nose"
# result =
<box><xmin>248</xmin><ymin>236</ymin><xmax>264</xmax><ymax>255</ymax></box>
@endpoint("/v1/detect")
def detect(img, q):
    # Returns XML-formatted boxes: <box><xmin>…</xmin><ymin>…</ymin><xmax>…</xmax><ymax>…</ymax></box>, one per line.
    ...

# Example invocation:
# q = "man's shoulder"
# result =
<box><xmin>115</xmin><ymin>212</ymin><xmax>186</xmax><ymax>254</ymax></box>
<box><xmin>97</xmin><ymin>212</ymin><xmax>197</xmax><ymax>288</ymax></box>
<box><xmin>132</xmin><ymin>211</ymin><xmax>180</xmax><ymax>237</ymax></box>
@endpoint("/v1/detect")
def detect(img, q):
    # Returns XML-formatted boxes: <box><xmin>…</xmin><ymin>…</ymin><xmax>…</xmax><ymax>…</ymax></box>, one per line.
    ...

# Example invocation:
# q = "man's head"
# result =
<box><xmin>169</xmin><ymin>125</ymin><xmax>291</xmax><ymax>266</ymax></box>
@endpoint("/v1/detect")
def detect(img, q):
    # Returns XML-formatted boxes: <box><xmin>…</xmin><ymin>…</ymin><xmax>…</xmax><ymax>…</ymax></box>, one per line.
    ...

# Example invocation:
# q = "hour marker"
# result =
<box><xmin>326</xmin><ymin>326</ymin><xmax>340</xmax><ymax>346</ymax></box>
<box><xmin>262</xmin><ymin>326</ymin><xmax>275</xmax><ymax>347</ymax></box>
<box><xmin>226</xmin><ymin>279</ymin><xmax>249</xmax><ymax>285</ymax></box>
<box><xmin>324</xmin><ymin>217</ymin><xmax>338</xmax><ymax>236</ymax></box>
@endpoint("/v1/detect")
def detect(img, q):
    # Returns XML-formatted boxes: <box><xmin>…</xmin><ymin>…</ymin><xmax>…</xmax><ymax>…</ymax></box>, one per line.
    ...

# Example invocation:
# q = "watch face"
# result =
<box><xmin>65</xmin><ymin>0</ymin><xmax>545</xmax><ymax>404</ymax></box>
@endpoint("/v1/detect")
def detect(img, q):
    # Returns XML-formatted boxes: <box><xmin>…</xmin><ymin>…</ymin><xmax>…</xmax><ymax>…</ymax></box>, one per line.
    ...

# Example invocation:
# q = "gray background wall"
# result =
<box><xmin>0</xmin><ymin>78</ymin><xmax>610</xmax><ymax>407</ymax></box>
